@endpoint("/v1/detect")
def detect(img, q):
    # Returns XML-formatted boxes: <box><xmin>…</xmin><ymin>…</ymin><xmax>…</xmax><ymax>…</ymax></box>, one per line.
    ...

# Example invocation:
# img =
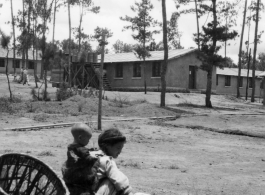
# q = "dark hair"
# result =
<box><xmin>98</xmin><ymin>128</ymin><xmax>126</xmax><ymax>154</ymax></box>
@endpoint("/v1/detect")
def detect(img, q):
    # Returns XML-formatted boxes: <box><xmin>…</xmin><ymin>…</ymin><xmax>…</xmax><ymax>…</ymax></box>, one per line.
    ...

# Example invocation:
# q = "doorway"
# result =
<box><xmin>189</xmin><ymin>66</ymin><xmax>196</xmax><ymax>89</ymax></box>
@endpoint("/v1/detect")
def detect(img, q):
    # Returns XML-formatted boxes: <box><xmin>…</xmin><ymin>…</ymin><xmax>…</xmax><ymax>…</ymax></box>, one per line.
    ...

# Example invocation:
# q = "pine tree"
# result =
<box><xmin>120</xmin><ymin>0</ymin><xmax>159</xmax><ymax>94</ymax></box>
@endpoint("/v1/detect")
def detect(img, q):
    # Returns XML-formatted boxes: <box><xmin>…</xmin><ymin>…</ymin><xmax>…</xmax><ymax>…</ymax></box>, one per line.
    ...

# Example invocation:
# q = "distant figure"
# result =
<box><xmin>18</xmin><ymin>68</ymin><xmax>23</xmax><ymax>83</ymax></box>
<box><xmin>22</xmin><ymin>68</ymin><xmax>29</xmax><ymax>85</ymax></box>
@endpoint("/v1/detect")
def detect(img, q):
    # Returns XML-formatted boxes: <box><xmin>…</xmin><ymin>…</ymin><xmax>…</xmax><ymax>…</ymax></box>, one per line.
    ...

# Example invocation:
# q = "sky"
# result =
<box><xmin>0</xmin><ymin>0</ymin><xmax>264</xmax><ymax>64</ymax></box>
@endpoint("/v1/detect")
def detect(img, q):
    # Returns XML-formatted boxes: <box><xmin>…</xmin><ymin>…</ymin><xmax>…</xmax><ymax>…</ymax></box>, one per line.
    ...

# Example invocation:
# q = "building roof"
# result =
<box><xmin>100</xmin><ymin>48</ymin><xmax>197</xmax><ymax>63</ymax></box>
<box><xmin>0</xmin><ymin>47</ymin><xmax>42</xmax><ymax>61</ymax></box>
<box><xmin>217</xmin><ymin>67</ymin><xmax>265</xmax><ymax>78</ymax></box>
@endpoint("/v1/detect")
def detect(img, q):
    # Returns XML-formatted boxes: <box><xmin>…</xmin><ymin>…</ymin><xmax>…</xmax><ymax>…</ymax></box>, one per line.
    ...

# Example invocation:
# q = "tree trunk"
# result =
<box><xmin>160</xmin><ymin>0</ymin><xmax>168</xmax><ymax>107</ymax></box>
<box><xmin>10</xmin><ymin>0</ymin><xmax>16</xmax><ymax>76</ymax></box>
<box><xmin>143</xmin><ymin>10</ymin><xmax>147</xmax><ymax>95</ymax></box>
<box><xmin>245</xmin><ymin>49</ymin><xmax>251</xmax><ymax>100</ymax></box>
<box><xmin>26</xmin><ymin>0</ymin><xmax>31</xmax><ymax>72</ymax></box>
<box><xmin>251</xmin><ymin>0</ymin><xmax>260</xmax><ymax>102</ymax></box>
<box><xmin>205</xmin><ymin>68</ymin><xmax>213</xmax><ymax>108</ymax></box>
<box><xmin>195</xmin><ymin>0</ymin><xmax>200</xmax><ymax>50</ymax></box>
<box><xmin>205</xmin><ymin>0</ymin><xmax>217</xmax><ymax>108</ymax></box>
<box><xmin>6</xmin><ymin>51</ymin><xmax>13</xmax><ymax>101</ymax></box>
<box><xmin>32</xmin><ymin>6</ymin><xmax>38</xmax><ymax>89</ymax></box>
<box><xmin>78</xmin><ymin>3</ymin><xmax>84</xmax><ymax>52</ymax></box>
<box><xmin>98</xmin><ymin>34</ymin><xmax>105</xmax><ymax>130</ymax></box>
<box><xmin>263</xmin><ymin>77</ymin><xmax>265</xmax><ymax>106</ymax></box>
<box><xmin>237</xmin><ymin>0</ymin><xmax>248</xmax><ymax>98</ymax></box>
<box><xmin>22</xmin><ymin>0</ymin><xmax>26</xmax><ymax>69</ymax></box>
<box><xmin>52</xmin><ymin>0</ymin><xmax>57</xmax><ymax>45</ymax></box>
<box><xmin>68</xmin><ymin>0</ymin><xmax>72</xmax><ymax>87</ymax></box>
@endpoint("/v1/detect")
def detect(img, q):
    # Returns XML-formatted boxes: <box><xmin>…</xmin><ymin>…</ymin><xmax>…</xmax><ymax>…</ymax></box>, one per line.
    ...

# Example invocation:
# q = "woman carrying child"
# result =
<box><xmin>94</xmin><ymin>128</ymin><xmax>149</xmax><ymax>195</ymax></box>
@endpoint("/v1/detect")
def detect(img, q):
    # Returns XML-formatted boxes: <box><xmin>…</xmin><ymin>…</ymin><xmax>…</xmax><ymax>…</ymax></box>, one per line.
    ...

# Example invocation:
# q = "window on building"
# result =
<box><xmin>133</xmin><ymin>62</ymin><xmax>141</xmax><ymax>77</ymax></box>
<box><xmin>216</xmin><ymin>75</ymin><xmax>219</xmax><ymax>86</ymax></box>
<box><xmin>28</xmin><ymin>61</ymin><xmax>35</xmax><ymax>69</ymax></box>
<box><xmin>115</xmin><ymin>63</ymin><xmax>123</xmax><ymax>78</ymax></box>
<box><xmin>225</xmin><ymin>76</ymin><xmax>231</xmax><ymax>86</ymax></box>
<box><xmin>152</xmin><ymin>61</ymin><xmax>161</xmax><ymax>77</ymax></box>
<box><xmin>239</xmin><ymin>77</ymin><xmax>243</xmax><ymax>87</ymax></box>
<box><xmin>0</xmin><ymin>59</ymin><xmax>5</xmax><ymax>67</ymax></box>
<box><xmin>249</xmin><ymin>78</ymin><xmax>253</xmax><ymax>88</ymax></box>
<box><xmin>13</xmin><ymin>60</ymin><xmax>20</xmax><ymax>68</ymax></box>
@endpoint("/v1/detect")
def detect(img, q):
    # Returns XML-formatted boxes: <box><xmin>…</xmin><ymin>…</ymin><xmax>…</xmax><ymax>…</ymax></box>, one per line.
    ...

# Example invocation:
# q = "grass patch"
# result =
<box><xmin>37</xmin><ymin>151</ymin><xmax>54</xmax><ymax>156</ymax></box>
<box><xmin>168</xmin><ymin>165</ymin><xmax>179</xmax><ymax>169</ymax></box>
<box><xmin>122</xmin><ymin>160</ymin><xmax>141</xmax><ymax>169</ymax></box>
<box><xmin>177</xmin><ymin>101</ymin><xmax>202</xmax><ymax>108</ymax></box>
<box><xmin>33</xmin><ymin>113</ymin><xmax>49</xmax><ymax>122</ymax></box>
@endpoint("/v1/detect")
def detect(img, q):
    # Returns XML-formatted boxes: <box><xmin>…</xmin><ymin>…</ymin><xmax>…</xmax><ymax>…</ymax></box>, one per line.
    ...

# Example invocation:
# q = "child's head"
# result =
<box><xmin>98</xmin><ymin>128</ymin><xmax>126</xmax><ymax>158</ymax></box>
<box><xmin>71</xmin><ymin>123</ymin><xmax>92</xmax><ymax>146</ymax></box>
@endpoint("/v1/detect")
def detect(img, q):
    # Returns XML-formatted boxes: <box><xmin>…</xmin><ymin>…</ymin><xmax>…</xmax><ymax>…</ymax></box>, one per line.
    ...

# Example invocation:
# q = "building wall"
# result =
<box><xmin>105</xmin><ymin>52</ymin><xmax>216</xmax><ymax>92</ymax></box>
<box><xmin>216</xmin><ymin>75</ymin><xmax>263</xmax><ymax>97</ymax></box>
<box><xmin>0</xmin><ymin>58</ymin><xmax>50</xmax><ymax>76</ymax></box>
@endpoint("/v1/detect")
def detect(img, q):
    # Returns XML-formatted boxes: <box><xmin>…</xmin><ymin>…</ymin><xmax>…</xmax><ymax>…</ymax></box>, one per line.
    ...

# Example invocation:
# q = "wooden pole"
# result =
<box><xmin>98</xmin><ymin>34</ymin><xmax>105</xmax><ymax>130</ymax></box>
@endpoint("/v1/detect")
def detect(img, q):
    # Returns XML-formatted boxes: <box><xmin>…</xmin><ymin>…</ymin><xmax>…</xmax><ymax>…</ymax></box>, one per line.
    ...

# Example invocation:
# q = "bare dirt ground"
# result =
<box><xmin>0</xmin><ymin>74</ymin><xmax>265</xmax><ymax>195</ymax></box>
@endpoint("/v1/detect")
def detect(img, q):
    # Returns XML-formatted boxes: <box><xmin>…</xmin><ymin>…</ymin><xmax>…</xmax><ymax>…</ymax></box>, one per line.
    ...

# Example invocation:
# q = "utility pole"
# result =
<box><xmin>98</xmin><ymin>33</ymin><xmax>106</xmax><ymax>130</ymax></box>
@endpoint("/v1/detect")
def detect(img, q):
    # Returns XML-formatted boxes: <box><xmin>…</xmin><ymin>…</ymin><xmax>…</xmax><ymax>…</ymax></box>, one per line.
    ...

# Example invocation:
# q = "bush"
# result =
<box><xmin>0</xmin><ymin>96</ymin><xmax>14</xmax><ymax>113</ymax></box>
<box><xmin>41</xmin><ymin>89</ymin><xmax>51</xmax><ymax>101</ymax></box>
<box><xmin>30</xmin><ymin>88</ymin><xmax>38</xmax><ymax>101</ymax></box>
<box><xmin>56</xmin><ymin>82</ymin><xmax>74</xmax><ymax>101</ymax></box>
<box><xmin>112</xmin><ymin>93</ymin><xmax>130</xmax><ymax>107</ymax></box>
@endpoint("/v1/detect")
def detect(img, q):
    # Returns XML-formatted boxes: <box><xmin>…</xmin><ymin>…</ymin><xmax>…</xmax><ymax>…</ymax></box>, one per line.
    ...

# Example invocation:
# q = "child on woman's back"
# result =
<box><xmin>95</xmin><ymin>128</ymin><xmax>150</xmax><ymax>195</ymax></box>
<box><xmin>62</xmin><ymin>123</ymin><xmax>99</xmax><ymax>194</ymax></box>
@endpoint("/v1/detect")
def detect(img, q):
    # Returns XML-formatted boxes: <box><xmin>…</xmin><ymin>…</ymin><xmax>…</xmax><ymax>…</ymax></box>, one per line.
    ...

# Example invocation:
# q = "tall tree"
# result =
<box><xmin>160</xmin><ymin>0</ymin><xmax>168</xmax><ymax>107</ymax></box>
<box><xmin>36</xmin><ymin>0</ymin><xmax>54</xmax><ymax>94</ymax></box>
<box><xmin>237</xmin><ymin>0</ymin><xmax>248</xmax><ymax>98</ymax></box>
<box><xmin>167</xmin><ymin>12</ymin><xmax>183</xmax><ymax>49</ymax></box>
<box><xmin>93</xmin><ymin>27</ymin><xmax>112</xmax><ymax>130</ymax></box>
<box><xmin>196</xmin><ymin>0</ymin><xmax>238</xmax><ymax>107</ymax></box>
<box><xmin>75</xmin><ymin>0</ymin><xmax>99</xmax><ymax>52</ymax></box>
<box><xmin>113</xmin><ymin>40</ymin><xmax>134</xmax><ymax>53</ymax></box>
<box><xmin>67</xmin><ymin>0</ymin><xmax>72</xmax><ymax>86</ymax></box>
<box><xmin>10</xmin><ymin>0</ymin><xmax>17</xmax><ymax>76</ymax></box>
<box><xmin>0</xmin><ymin>30</ymin><xmax>13</xmax><ymax>101</ymax></box>
<box><xmin>121</xmin><ymin>0</ymin><xmax>159</xmax><ymax>94</ymax></box>
<box><xmin>175</xmin><ymin>0</ymin><xmax>205</xmax><ymax>50</ymax></box>
<box><xmin>52</xmin><ymin>0</ymin><xmax>63</xmax><ymax>45</ymax></box>
<box><xmin>251</xmin><ymin>0</ymin><xmax>262</xmax><ymax>102</ymax></box>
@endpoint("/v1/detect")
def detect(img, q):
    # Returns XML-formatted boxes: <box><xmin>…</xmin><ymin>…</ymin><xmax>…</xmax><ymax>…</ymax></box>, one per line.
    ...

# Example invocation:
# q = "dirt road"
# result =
<box><xmin>0</xmin><ymin>77</ymin><xmax>265</xmax><ymax>194</ymax></box>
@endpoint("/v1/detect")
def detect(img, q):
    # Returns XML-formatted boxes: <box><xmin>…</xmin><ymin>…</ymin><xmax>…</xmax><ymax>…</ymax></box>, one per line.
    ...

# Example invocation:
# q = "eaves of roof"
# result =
<box><xmin>217</xmin><ymin>67</ymin><xmax>265</xmax><ymax>78</ymax></box>
<box><xmin>0</xmin><ymin>47</ymin><xmax>42</xmax><ymax>60</ymax></box>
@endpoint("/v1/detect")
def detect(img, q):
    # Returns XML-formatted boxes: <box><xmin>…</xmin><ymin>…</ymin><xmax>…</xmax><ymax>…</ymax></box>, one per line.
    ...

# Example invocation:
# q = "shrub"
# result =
<box><xmin>56</xmin><ymin>82</ymin><xmax>74</xmax><ymax>101</ymax></box>
<box><xmin>78</xmin><ymin>100</ymin><xmax>86</xmax><ymax>112</ymax></box>
<box><xmin>26</xmin><ymin>102</ymin><xmax>36</xmax><ymax>113</ymax></box>
<box><xmin>112</xmin><ymin>93</ymin><xmax>130</xmax><ymax>107</ymax></box>
<box><xmin>30</xmin><ymin>88</ymin><xmax>38</xmax><ymax>101</ymax></box>
<box><xmin>41</xmin><ymin>89</ymin><xmax>51</xmax><ymax>101</ymax></box>
<box><xmin>33</xmin><ymin>113</ymin><xmax>49</xmax><ymax>122</ymax></box>
<box><xmin>0</xmin><ymin>96</ymin><xmax>14</xmax><ymax>113</ymax></box>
